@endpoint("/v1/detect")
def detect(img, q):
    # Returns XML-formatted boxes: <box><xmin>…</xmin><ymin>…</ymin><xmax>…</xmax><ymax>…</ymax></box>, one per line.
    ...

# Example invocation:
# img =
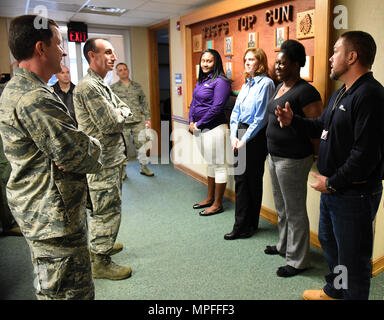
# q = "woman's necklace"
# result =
<box><xmin>280</xmin><ymin>84</ymin><xmax>289</xmax><ymax>93</ymax></box>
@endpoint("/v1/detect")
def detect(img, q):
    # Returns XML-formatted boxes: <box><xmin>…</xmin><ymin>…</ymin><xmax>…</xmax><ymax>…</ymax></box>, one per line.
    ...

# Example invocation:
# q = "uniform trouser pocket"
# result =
<box><xmin>87</xmin><ymin>165</ymin><xmax>123</xmax><ymax>254</ymax></box>
<box><xmin>28</xmin><ymin>232</ymin><xmax>94</xmax><ymax>300</ymax></box>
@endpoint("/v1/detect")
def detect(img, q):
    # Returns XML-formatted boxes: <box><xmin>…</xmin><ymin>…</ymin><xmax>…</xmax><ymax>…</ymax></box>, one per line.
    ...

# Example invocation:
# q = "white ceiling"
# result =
<box><xmin>0</xmin><ymin>0</ymin><xmax>223</xmax><ymax>27</ymax></box>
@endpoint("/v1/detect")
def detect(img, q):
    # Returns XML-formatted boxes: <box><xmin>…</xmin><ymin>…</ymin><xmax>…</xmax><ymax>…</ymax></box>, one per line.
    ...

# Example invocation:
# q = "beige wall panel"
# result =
<box><xmin>0</xmin><ymin>18</ymin><xmax>11</xmax><ymax>74</ymax></box>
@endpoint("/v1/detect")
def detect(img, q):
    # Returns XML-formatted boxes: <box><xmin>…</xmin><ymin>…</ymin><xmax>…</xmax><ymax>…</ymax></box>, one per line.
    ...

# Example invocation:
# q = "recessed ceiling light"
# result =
<box><xmin>80</xmin><ymin>5</ymin><xmax>127</xmax><ymax>16</ymax></box>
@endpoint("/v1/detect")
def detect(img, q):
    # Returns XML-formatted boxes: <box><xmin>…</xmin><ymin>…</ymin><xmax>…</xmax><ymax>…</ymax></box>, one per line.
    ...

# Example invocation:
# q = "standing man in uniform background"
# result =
<box><xmin>52</xmin><ymin>65</ymin><xmax>77</xmax><ymax>127</ymax></box>
<box><xmin>74</xmin><ymin>38</ymin><xmax>133</xmax><ymax>281</ymax></box>
<box><xmin>0</xmin><ymin>15</ymin><xmax>103</xmax><ymax>299</ymax></box>
<box><xmin>0</xmin><ymin>68</ymin><xmax>21</xmax><ymax>237</ymax></box>
<box><xmin>111</xmin><ymin>62</ymin><xmax>154</xmax><ymax>177</ymax></box>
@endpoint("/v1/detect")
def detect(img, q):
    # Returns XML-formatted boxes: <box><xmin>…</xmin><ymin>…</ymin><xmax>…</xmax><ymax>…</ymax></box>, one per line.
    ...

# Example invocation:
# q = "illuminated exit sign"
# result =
<box><xmin>67</xmin><ymin>22</ymin><xmax>88</xmax><ymax>43</ymax></box>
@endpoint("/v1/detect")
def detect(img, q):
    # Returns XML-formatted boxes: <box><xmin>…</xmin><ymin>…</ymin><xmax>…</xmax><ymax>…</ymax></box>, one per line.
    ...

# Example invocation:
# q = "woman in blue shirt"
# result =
<box><xmin>189</xmin><ymin>49</ymin><xmax>231</xmax><ymax>216</ymax></box>
<box><xmin>224</xmin><ymin>48</ymin><xmax>275</xmax><ymax>240</ymax></box>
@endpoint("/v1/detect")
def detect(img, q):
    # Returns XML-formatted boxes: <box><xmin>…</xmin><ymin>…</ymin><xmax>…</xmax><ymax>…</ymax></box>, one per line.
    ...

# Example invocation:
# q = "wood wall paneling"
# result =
<box><xmin>180</xmin><ymin>0</ymin><xmax>332</xmax><ymax>117</ymax></box>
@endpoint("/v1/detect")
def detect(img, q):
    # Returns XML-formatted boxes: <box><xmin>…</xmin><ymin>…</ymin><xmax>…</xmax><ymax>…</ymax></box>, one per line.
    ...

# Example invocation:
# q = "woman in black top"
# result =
<box><xmin>265</xmin><ymin>40</ymin><xmax>322</xmax><ymax>277</ymax></box>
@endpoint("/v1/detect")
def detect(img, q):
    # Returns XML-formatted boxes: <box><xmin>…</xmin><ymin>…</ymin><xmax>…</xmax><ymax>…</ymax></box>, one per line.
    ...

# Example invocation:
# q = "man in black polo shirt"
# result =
<box><xmin>275</xmin><ymin>31</ymin><xmax>384</xmax><ymax>300</ymax></box>
<box><xmin>52</xmin><ymin>65</ymin><xmax>77</xmax><ymax>127</ymax></box>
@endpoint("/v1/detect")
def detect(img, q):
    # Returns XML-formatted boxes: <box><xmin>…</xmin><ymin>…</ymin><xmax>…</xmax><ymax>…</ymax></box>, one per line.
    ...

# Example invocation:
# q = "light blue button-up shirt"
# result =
<box><xmin>230</xmin><ymin>74</ymin><xmax>275</xmax><ymax>143</ymax></box>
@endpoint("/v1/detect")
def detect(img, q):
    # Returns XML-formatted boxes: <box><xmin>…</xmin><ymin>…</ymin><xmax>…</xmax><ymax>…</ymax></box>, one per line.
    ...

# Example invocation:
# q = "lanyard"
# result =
<box><xmin>326</xmin><ymin>86</ymin><xmax>347</xmax><ymax>130</ymax></box>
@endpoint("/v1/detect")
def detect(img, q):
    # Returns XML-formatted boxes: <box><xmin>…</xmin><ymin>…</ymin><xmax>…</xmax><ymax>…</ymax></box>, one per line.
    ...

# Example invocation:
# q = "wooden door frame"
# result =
<box><xmin>147</xmin><ymin>20</ymin><xmax>170</xmax><ymax>156</ymax></box>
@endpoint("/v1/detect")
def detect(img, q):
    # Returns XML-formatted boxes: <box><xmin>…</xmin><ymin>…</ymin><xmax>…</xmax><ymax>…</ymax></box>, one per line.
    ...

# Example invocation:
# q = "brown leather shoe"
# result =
<box><xmin>302</xmin><ymin>289</ymin><xmax>342</xmax><ymax>300</ymax></box>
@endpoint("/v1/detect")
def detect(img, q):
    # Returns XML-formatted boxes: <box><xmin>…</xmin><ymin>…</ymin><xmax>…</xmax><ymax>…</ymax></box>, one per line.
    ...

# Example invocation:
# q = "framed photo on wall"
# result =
<box><xmin>300</xmin><ymin>56</ymin><xmax>314</xmax><ymax>81</ymax></box>
<box><xmin>225</xmin><ymin>62</ymin><xmax>233</xmax><ymax>80</ymax></box>
<box><xmin>297</xmin><ymin>10</ymin><xmax>315</xmax><ymax>39</ymax></box>
<box><xmin>248</xmin><ymin>32</ymin><xmax>259</xmax><ymax>48</ymax></box>
<box><xmin>224</xmin><ymin>36</ymin><xmax>233</xmax><ymax>56</ymax></box>
<box><xmin>193</xmin><ymin>34</ymin><xmax>203</xmax><ymax>53</ymax></box>
<box><xmin>274</xmin><ymin>26</ymin><xmax>289</xmax><ymax>51</ymax></box>
<box><xmin>206</xmin><ymin>39</ymin><xmax>214</xmax><ymax>49</ymax></box>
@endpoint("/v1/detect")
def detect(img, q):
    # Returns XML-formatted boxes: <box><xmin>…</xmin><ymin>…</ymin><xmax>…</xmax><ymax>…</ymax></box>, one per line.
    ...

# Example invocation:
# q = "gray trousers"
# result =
<box><xmin>268</xmin><ymin>154</ymin><xmax>313</xmax><ymax>269</ymax></box>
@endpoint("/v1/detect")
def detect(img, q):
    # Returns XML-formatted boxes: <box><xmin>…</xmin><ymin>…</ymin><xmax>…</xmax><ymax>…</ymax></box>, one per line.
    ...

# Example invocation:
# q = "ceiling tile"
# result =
<box><xmin>152</xmin><ymin>0</ymin><xmax>219</xmax><ymax>5</ymax></box>
<box><xmin>87</xmin><ymin>0</ymin><xmax>145</xmax><ymax>10</ymax></box>
<box><xmin>0</xmin><ymin>0</ymin><xmax>224</xmax><ymax>26</ymax></box>
<box><xmin>124</xmin><ymin>10</ymin><xmax>169</xmax><ymax>20</ymax></box>
<box><xmin>137</xmin><ymin>1</ymin><xmax>190</xmax><ymax>14</ymax></box>
<box><xmin>72</xmin><ymin>12</ymin><xmax>155</xmax><ymax>27</ymax></box>
<box><xmin>0</xmin><ymin>0</ymin><xmax>27</xmax><ymax>8</ymax></box>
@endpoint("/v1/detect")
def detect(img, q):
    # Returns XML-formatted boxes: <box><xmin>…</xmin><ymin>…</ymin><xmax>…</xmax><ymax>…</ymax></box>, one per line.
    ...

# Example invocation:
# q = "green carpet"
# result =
<box><xmin>1</xmin><ymin>160</ymin><xmax>384</xmax><ymax>300</ymax></box>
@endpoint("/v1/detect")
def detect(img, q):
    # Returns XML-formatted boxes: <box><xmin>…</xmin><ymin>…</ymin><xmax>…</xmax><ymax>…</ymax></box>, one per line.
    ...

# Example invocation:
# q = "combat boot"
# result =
<box><xmin>140</xmin><ymin>164</ymin><xmax>154</xmax><ymax>176</ymax></box>
<box><xmin>110</xmin><ymin>242</ymin><xmax>123</xmax><ymax>255</ymax></box>
<box><xmin>89</xmin><ymin>242</ymin><xmax>123</xmax><ymax>262</ymax></box>
<box><xmin>91</xmin><ymin>254</ymin><xmax>132</xmax><ymax>280</ymax></box>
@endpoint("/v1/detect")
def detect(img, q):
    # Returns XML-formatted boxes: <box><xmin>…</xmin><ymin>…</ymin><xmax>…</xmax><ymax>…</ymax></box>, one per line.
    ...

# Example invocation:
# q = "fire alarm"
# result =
<box><xmin>176</xmin><ymin>86</ymin><xmax>182</xmax><ymax>95</ymax></box>
<box><xmin>176</xmin><ymin>21</ymin><xmax>180</xmax><ymax>31</ymax></box>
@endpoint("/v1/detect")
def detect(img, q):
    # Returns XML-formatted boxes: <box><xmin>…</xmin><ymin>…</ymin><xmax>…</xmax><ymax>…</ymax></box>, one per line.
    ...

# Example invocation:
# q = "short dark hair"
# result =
<box><xmin>340</xmin><ymin>31</ymin><xmax>376</xmax><ymax>68</ymax></box>
<box><xmin>8</xmin><ymin>15</ymin><xmax>59</xmax><ymax>61</ymax></box>
<box><xmin>83</xmin><ymin>37</ymin><xmax>108</xmax><ymax>64</ymax></box>
<box><xmin>198</xmin><ymin>49</ymin><xmax>228</xmax><ymax>83</ymax></box>
<box><xmin>280</xmin><ymin>40</ymin><xmax>306</xmax><ymax>67</ymax></box>
<box><xmin>116</xmin><ymin>62</ymin><xmax>128</xmax><ymax>70</ymax></box>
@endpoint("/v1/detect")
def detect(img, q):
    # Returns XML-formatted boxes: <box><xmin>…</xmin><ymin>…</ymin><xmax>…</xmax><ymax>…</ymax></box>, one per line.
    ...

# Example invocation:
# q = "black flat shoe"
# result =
<box><xmin>224</xmin><ymin>229</ymin><xmax>255</xmax><ymax>240</ymax></box>
<box><xmin>264</xmin><ymin>245</ymin><xmax>286</xmax><ymax>257</ymax></box>
<box><xmin>193</xmin><ymin>202</ymin><xmax>213</xmax><ymax>209</ymax></box>
<box><xmin>224</xmin><ymin>231</ymin><xmax>240</xmax><ymax>240</ymax></box>
<box><xmin>199</xmin><ymin>206</ymin><xmax>224</xmax><ymax>216</ymax></box>
<box><xmin>264</xmin><ymin>245</ymin><xmax>279</xmax><ymax>255</ymax></box>
<box><xmin>276</xmin><ymin>265</ymin><xmax>306</xmax><ymax>277</ymax></box>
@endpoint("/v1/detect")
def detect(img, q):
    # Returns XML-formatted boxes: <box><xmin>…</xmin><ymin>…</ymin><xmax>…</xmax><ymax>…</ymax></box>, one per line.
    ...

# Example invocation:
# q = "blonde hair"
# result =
<box><xmin>243</xmin><ymin>48</ymin><xmax>269</xmax><ymax>79</ymax></box>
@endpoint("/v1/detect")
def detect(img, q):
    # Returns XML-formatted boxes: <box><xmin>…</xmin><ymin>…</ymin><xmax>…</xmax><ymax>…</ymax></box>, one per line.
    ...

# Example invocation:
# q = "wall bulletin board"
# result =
<box><xmin>180</xmin><ymin>0</ymin><xmax>332</xmax><ymax>118</ymax></box>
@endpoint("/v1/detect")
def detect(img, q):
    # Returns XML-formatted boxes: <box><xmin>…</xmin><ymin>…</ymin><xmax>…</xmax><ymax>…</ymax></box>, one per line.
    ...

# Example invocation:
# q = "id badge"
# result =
<box><xmin>321</xmin><ymin>129</ymin><xmax>328</xmax><ymax>141</ymax></box>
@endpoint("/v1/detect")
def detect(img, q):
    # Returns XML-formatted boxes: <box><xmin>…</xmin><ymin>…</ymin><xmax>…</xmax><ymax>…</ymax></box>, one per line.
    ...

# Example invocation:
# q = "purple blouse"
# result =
<box><xmin>189</xmin><ymin>74</ymin><xmax>231</xmax><ymax>130</ymax></box>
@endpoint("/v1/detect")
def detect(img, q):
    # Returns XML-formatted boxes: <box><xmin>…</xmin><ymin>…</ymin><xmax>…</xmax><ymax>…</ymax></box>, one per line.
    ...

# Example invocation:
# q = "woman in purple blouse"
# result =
<box><xmin>189</xmin><ymin>49</ymin><xmax>232</xmax><ymax>216</ymax></box>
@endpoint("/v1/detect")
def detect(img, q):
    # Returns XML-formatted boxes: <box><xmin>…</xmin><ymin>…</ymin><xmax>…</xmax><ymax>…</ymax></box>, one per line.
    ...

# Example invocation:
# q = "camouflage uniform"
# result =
<box><xmin>0</xmin><ymin>135</ymin><xmax>15</xmax><ymax>232</ymax></box>
<box><xmin>110</xmin><ymin>80</ymin><xmax>151</xmax><ymax>166</ymax></box>
<box><xmin>73</xmin><ymin>69</ymin><xmax>131</xmax><ymax>256</ymax></box>
<box><xmin>0</xmin><ymin>67</ymin><xmax>103</xmax><ymax>300</ymax></box>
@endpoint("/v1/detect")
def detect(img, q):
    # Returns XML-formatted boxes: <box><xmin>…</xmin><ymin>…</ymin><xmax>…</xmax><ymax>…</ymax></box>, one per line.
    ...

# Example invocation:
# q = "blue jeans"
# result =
<box><xmin>319</xmin><ymin>186</ymin><xmax>382</xmax><ymax>300</ymax></box>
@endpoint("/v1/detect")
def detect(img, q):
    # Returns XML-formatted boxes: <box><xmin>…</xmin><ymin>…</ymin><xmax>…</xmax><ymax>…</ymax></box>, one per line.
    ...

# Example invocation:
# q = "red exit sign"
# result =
<box><xmin>69</xmin><ymin>30</ymin><xmax>87</xmax><ymax>42</ymax></box>
<box><xmin>67</xmin><ymin>22</ymin><xmax>88</xmax><ymax>43</ymax></box>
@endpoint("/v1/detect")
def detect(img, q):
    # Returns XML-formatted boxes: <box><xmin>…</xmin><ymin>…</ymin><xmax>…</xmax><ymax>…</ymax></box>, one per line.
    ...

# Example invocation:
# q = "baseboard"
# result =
<box><xmin>173</xmin><ymin>163</ymin><xmax>237</xmax><ymax>201</ymax></box>
<box><xmin>260</xmin><ymin>206</ymin><xmax>322</xmax><ymax>250</ymax></box>
<box><xmin>372</xmin><ymin>254</ymin><xmax>384</xmax><ymax>277</ymax></box>
<box><xmin>174</xmin><ymin>163</ymin><xmax>383</xmax><ymax>276</ymax></box>
<box><xmin>174</xmin><ymin>163</ymin><xmax>207</xmax><ymax>186</ymax></box>
<box><xmin>260</xmin><ymin>206</ymin><xmax>278</xmax><ymax>225</ymax></box>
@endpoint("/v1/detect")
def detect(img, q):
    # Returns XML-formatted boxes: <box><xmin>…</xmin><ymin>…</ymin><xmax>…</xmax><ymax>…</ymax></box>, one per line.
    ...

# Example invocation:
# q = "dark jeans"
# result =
<box><xmin>233</xmin><ymin>125</ymin><xmax>267</xmax><ymax>233</ymax></box>
<box><xmin>319</xmin><ymin>185</ymin><xmax>382</xmax><ymax>300</ymax></box>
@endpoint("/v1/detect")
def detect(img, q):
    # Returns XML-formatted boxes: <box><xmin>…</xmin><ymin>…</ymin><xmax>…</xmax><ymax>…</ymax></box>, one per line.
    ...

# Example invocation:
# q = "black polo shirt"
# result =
<box><xmin>293</xmin><ymin>72</ymin><xmax>384</xmax><ymax>194</ymax></box>
<box><xmin>52</xmin><ymin>81</ymin><xmax>77</xmax><ymax>127</ymax></box>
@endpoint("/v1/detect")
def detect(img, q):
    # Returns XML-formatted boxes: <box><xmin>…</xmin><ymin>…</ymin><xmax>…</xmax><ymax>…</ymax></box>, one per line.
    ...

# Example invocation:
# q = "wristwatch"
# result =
<box><xmin>326</xmin><ymin>179</ymin><xmax>336</xmax><ymax>193</ymax></box>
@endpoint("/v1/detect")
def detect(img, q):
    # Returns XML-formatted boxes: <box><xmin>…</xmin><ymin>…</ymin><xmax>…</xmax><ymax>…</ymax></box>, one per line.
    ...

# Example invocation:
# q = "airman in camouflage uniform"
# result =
<box><xmin>111</xmin><ymin>63</ymin><xmax>154</xmax><ymax>177</ymax></box>
<box><xmin>73</xmin><ymin>38</ymin><xmax>133</xmax><ymax>280</ymax></box>
<box><xmin>0</xmin><ymin>136</ymin><xmax>21</xmax><ymax>236</ymax></box>
<box><xmin>0</xmin><ymin>15</ymin><xmax>103</xmax><ymax>299</ymax></box>
<box><xmin>0</xmin><ymin>71</ymin><xmax>21</xmax><ymax>236</ymax></box>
